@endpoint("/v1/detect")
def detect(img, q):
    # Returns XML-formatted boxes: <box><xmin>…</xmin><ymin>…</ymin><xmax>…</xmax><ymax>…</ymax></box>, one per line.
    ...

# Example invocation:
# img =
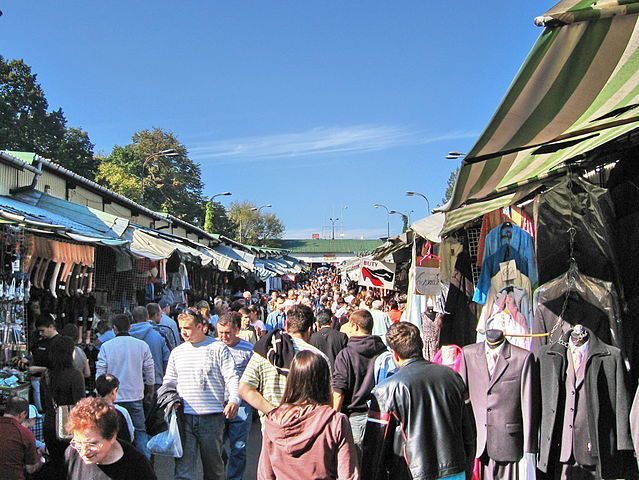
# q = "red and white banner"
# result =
<box><xmin>359</xmin><ymin>259</ymin><xmax>396</xmax><ymax>290</ymax></box>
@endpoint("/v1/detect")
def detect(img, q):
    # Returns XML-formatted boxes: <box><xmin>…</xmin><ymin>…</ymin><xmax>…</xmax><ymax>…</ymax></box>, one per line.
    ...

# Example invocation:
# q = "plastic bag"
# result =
<box><xmin>147</xmin><ymin>410</ymin><xmax>183</xmax><ymax>458</ymax></box>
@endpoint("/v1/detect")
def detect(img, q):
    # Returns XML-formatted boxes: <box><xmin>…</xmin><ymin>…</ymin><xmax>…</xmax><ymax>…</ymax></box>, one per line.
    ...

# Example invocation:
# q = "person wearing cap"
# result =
<box><xmin>159</xmin><ymin>299</ymin><xmax>181</xmax><ymax>346</ymax></box>
<box><xmin>0</xmin><ymin>396</ymin><xmax>44</xmax><ymax>479</ymax></box>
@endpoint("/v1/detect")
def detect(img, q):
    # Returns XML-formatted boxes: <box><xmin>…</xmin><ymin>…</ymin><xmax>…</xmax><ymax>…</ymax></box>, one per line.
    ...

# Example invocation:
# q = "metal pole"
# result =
<box><xmin>387</xmin><ymin>215</ymin><xmax>390</xmax><ymax>238</ymax></box>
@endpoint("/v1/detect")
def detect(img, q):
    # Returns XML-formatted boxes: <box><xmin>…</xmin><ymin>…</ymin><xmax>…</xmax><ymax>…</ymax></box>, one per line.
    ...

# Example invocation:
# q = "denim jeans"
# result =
<box><xmin>224</xmin><ymin>403</ymin><xmax>253</xmax><ymax>480</ymax></box>
<box><xmin>176</xmin><ymin>413</ymin><xmax>226</xmax><ymax>480</ymax></box>
<box><xmin>117</xmin><ymin>400</ymin><xmax>150</xmax><ymax>458</ymax></box>
<box><xmin>349</xmin><ymin>412</ymin><xmax>368</xmax><ymax>463</ymax></box>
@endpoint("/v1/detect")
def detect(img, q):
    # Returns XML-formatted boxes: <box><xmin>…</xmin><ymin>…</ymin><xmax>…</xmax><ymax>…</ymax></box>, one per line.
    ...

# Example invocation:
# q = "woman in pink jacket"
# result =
<box><xmin>258</xmin><ymin>350</ymin><xmax>360</xmax><ymax>480</ymax></box>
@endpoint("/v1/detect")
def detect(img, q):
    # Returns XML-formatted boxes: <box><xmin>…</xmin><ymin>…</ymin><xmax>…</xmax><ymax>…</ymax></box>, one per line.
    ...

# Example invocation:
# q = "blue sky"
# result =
<box><xmin>1</xmin><ymin>1</ymin><xmax>553</xmax><ymax>238</ymax></box>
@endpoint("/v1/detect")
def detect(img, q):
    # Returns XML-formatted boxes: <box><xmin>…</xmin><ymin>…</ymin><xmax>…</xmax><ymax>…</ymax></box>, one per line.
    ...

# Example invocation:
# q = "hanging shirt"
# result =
<box><xmin>474</xmin><ymin>246</ymin><xmax>535</xmax><ymax>305</ymax></box>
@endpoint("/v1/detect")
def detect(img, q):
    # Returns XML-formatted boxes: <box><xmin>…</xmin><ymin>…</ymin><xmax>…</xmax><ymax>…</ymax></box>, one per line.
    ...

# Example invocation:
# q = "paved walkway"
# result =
<box><xmin>156</xmin><ymin>418</ymin><xmax>262</xmax><ymax>479</ymax></box>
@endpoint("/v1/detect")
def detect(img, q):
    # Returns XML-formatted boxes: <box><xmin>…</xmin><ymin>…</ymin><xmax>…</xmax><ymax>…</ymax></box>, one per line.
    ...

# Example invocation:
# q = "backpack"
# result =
<box><xmin>152</xmin><ymin>323</ymin><xmax>177</xmax><ymax>351</ymax></box>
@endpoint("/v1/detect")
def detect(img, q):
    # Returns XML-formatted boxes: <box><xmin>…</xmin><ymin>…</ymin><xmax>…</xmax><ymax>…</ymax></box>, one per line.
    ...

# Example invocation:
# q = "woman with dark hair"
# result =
<box><xmin>40</xmin><ymin>335</ymin><xmax>85</xmax><ymax>479</ymax></box>
<box><xmin>258</xmin><ymin>350</ymin><xmax>359</xmax><ymax>480</ymax></box>
<box><xmin>64</xmin><ymin>397</ymin><xmax>156</xmax><ymax>479</ymax></box>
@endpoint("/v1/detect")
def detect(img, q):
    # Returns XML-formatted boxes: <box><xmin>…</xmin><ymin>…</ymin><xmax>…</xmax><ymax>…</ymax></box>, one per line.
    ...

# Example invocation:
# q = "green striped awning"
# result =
<box><xmin>446</xmin><ymin>2</ymin><xmax>639</xmax><ymax>231</ymax></box>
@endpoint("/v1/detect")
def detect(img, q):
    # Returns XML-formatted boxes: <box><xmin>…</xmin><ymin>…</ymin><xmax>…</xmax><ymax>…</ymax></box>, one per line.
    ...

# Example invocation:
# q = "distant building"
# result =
<box><xmin>276</xmin><ymin>239</ymin><xmax>383</xmax><ymax>266</ymax></box>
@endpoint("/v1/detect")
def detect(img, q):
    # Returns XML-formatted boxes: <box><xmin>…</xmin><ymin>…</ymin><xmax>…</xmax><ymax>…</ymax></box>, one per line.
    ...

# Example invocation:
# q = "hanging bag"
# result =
<box><xmin>45</xmin><ymin>371</ymin><xmax>73</xmax><ymax>441</ymax></box>
<box><xmin>147</xmin><ymin>409</ymin><xmax>183</xmax><ymax>457</ymax></box>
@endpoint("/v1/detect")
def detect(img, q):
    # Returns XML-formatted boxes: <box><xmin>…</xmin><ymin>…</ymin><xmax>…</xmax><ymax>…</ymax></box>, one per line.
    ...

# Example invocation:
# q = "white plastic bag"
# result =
<box><xmin>147</xmin><ymin>410</ymin><xmax>183</xmax><ymax>458</ymax></box>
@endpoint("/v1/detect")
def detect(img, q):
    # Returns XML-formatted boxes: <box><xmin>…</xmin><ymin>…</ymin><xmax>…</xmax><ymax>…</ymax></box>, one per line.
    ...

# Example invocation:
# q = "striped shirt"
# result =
<box><xmin>240</xmin><ymin>337</ymin><xmax>328</xmax><ymax>425</ymax></box>
<box><xmin>225</xmin><ymin>339</ymin><xmax>254</xmax><ymax>401</ymax></box>
<box><xmin>163</xmin><ymin>337</ymin><xmax>240</xmax><ymax>415</ymax></box>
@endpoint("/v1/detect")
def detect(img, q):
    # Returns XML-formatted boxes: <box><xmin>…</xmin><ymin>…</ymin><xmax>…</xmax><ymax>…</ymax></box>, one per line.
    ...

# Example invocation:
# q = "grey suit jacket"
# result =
<box><xmin>459</xmin><ymin>340</ymin><xmax>539</xmax><ymax>462</ymax></box>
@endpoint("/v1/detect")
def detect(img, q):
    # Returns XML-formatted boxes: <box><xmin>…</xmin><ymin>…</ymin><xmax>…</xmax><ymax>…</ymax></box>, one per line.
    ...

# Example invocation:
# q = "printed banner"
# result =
<box><xmin>414</xmin><ymin>266</ymin><xmax>441</xmax><ymax>296</ymax></box>
<box><xmin>359</xmin><ymin>259</ymin><xmax>396</xmax><ymax>290</ymax></box>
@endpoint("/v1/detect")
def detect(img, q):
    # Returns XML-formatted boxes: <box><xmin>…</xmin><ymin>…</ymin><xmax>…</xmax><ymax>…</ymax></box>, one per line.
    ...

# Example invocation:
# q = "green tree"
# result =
<box><xmin>96</xmin><ymin>128</ymin><xmax>204</xmax><ymax>224</ymax></box>
<box><xmin>0</xmin><ymin>56</ymin><xmax>96</xmax><ymax>178</ymax></box>
<box><xmin>228</xmin><ymin>201</ymin><xmax>285</xmax><ymax>246</ymax></box>
<box><xmin>441</xmin><ymin>166</ymin><xmax>460</xmax><ymax>205</ymax></box>
<box><xmin>203</xmin><ymin>200</ymin><xmax>236</xmax><ymax>238</ymax></box>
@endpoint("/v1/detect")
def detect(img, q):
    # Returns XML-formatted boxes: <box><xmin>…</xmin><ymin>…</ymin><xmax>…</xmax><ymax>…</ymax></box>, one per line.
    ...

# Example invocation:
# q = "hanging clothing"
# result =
<box><xmin>421</xmin><ymin>311</ymin><xmax>443</xmax><ymax>361</ymax></box>
<box><xmin>531</xmin><ymin>269</ymin><xmax>622</xmax><ymax>356</ymax></box>
<box><xmin>476</xmin><ymin>207</ymin><xmax>535</xmax><ymax>266</ymax></box>
<box><xmin>474</xmin><ymin>246</ymin><xmax>535</xmax><ymax>305</ymax></box>
<box><xmin>534</xmin><ymin>176</ymin><xmax>621</xmax><ymax>290</ymax></box>
<box><xmin>441</xmin><ymin>250</ymin><xmax>479</xmax><ymax>348</ymax></box>
<box><xmin>439</xmin><ymin>237</ymin><xmax>464</xmax><ymax>285</ymax></box>
<box><xmin>477</xmin><ymin>288</ymin><xmax>532</xmax><ymax>351</ymax></box>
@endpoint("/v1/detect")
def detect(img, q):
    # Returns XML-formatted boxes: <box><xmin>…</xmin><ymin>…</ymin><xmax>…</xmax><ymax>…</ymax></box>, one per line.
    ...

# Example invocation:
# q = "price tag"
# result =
<box><xmin>12</xmin><ymin>259</ymin><xmax>20</xmax><ymax>273</ymax></box>
<box><xmin>499</xmin><ymin>259</ymin><xmax>517</xmax><ymax>282</ymax></box>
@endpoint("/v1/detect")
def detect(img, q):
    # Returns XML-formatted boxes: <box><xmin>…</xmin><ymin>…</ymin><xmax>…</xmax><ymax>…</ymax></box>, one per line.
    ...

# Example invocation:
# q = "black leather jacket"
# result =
<box><xmin>362</xmin><ymin>358</ymin><xmax>475</xmax><ymax>480</ymax></box>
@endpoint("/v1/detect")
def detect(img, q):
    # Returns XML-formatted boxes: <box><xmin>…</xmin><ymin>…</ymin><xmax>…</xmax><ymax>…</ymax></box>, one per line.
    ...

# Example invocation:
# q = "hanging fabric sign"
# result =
<box><xmin>414</xmin><ymin>266</ymin><xmax>441</xmax><ymax>296</ymax></box>
<box><xmin>359</xmin><ymin>259</ymin><xmax>396</xmax><ymax>290</ymax></box>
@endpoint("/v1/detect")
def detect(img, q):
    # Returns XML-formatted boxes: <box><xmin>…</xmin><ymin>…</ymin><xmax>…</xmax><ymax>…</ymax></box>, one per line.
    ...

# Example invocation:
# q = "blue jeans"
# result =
<box><xmin>117</xmin><ymin>400</ymin><xmax>150</xmax><ymax>458</ymax></box>
<box><xmin>224</xmin><ymin>403</ymin><xmax>253</xmax><ymax>480</ymax></box>
<box><xmin>176</xmin><ymin>413</ymin><xmax>225</xmax><ymax>480</ymax></box>
<box><xmin>349</xmin><ymin>413</ymin><xmax>368</xmax><ymax>463</ymax></box>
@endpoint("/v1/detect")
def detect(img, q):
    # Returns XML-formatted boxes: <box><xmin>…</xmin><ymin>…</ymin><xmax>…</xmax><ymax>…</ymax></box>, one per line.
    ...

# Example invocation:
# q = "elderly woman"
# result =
<box><xmin>64</xmin><ymin>397</ymin><xmax>156</xmax><ymax>479</ymax></box>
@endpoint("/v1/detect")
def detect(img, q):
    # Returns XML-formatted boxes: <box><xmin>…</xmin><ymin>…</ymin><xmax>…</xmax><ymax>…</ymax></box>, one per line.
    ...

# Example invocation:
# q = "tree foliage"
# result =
<box><xmin>441</xmin><ymin>166</ymin><xmax>460</xmax><ymax>206</ymax></box>
<box><xmin>204</xmin><ymin>200</ymin><xmax>236</xmax><ymax>238</ymax></box>
<box><xmin>96</xmin><ymin>128</ymin><xmax>204</xmax><ymax>224</ymax></box>
<box><xmin>228</xmin><ymin>201</ymin><xmax>285</xmax><ymax>246</ymax></box>
<box><xmin>0</xmin><ymin>56</ymin><xmax>97</xmax><ymax>179</ymax></box>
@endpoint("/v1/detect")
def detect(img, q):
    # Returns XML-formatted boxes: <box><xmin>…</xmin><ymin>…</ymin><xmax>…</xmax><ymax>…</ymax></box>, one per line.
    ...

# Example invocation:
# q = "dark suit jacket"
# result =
<box><xmin>459</xmin><ymin>340</ymin><xmax>539</xmax><ymax>463</ymax></box>
<box><xmin>537</xmin><ymin>329</ymin><xmax>633</xmax><ymax>478</ymax></box>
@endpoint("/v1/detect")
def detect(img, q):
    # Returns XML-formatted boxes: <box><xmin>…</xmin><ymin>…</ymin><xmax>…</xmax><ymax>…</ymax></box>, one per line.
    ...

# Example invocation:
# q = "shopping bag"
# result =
<box><xmin>146</xmin><ymin>410</ymin><xmax>183</xmax><ymax>458</ymax></box>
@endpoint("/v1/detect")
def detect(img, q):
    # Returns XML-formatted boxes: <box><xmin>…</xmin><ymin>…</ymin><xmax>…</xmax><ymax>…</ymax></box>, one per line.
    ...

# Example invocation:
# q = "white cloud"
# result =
<box><xmin>189</xmin><ymin>125</ymin><xmax>476</xmax><ymax>164</ymax></box>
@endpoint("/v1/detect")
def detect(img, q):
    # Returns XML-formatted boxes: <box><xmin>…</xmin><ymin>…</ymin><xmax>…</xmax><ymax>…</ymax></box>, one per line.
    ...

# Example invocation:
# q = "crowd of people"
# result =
<box><xmin>1</xmin><ymin>267</ymin><xmax>476</xmax><ymax>480</ymax></box>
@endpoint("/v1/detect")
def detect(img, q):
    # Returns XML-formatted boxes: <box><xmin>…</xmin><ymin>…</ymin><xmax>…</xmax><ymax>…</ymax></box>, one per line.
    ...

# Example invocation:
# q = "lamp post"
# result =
<box><xmin>389</xmin><ymin>210</ymin><xmax>410</xmax><ymax>232</ymax></box>
<box><xmin>211</xmin><ymin>191</ymin><xmax>232</xmax><ymax>202</ymax></box>
<box><xmin>329</xmin><ymin>217</ymin><xmax>339</xmax><ymax>240</ymax></box>
<box><xmin>141</xmin><ymin>149</ymin><xmax>179</xmax><ymax>203</ymax></box>
<box><xmin>406</xmin><ymin>191</ymin><xmax>431</xmax><ymax>214</ymax></box>
<box><xmin>445</xmin><ymin>151</ymin><xmax>466</xmax><ymax>160</ymax></box>
<box><xmin>373</xmin><ymin>203</ymin><xmax>390</xmax><ymax>239</ymax></box>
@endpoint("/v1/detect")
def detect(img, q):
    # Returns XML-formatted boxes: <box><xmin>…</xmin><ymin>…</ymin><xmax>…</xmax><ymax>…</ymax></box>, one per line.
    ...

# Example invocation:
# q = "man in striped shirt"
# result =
<box><xmin>162</xmin><ymin>308</ymin><xmax>240</xmax><ymax>480</ymax></box>
<box><xmin>217</xmin><ymin>312</ymin><xmax>254</xmax><ymax>480</ymax></box>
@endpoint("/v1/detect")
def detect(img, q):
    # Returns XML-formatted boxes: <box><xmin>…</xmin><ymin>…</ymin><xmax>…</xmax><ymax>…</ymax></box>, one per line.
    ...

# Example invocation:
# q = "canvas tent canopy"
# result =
<box><xmin>446</xmin><ymin>0</ymin><xmax>639</xmax><ymax>232</ymax></box>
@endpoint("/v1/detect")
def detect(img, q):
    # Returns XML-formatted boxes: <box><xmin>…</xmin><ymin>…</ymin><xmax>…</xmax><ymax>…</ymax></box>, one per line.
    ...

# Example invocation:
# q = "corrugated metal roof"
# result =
<box><xmin>277</xmin><ymin>239</ymin><xmax>383</xmax><ymax>254</ymax></box>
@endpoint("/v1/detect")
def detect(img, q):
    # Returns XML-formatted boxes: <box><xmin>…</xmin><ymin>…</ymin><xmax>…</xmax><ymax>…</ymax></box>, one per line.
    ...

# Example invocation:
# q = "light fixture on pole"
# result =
<box><xmin>389</xmin><ymin>210</ymin><xmax>410</xmax><ymax>232</ymax></box>
<box><xmin>141</xmin><ymin>149</ymin><xmax>180</xmax><ymax>203</ymax></box>
<box><xmin>242</xmin><ymin>204</ymin><xmax>272</xmax><ymax>244</ymax></box>
<box><xmin>211</xmin><ymin>191</ymin><xmax>232</xmax><ymax>202</ymax></box>
<box><xmin>329</xmin><ymin>217</ymin><xmax>339</xmax><ymax>240</ymax></box>
<box><xmin>445</xmin><ymin>151</ymin><xmax>466</xmax><ymax>160</ymax></box>
<box><xmin>406</xmin><ymin>191</ymin><xmax>431</xmax><ymax>214</ymax></box>
<box><xmin>373</xmin><ymin>203</ymin><xmax>390</xmax><ymax>239</ymax></box>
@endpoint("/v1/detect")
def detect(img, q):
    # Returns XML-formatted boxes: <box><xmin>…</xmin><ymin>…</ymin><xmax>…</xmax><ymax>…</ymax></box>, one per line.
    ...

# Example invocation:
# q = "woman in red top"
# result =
<box><xmin>258</xmin><ymin>351</ymin><xmax>359</xmax><ymax>480</ymax></box>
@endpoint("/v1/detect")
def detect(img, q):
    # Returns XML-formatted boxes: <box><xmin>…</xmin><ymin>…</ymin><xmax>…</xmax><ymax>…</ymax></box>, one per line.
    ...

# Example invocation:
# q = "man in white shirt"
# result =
<box><xmin>96</xmin><ymin>313</ymin><xmax>154</xmax><ymax>458</ymax></box>
<box><xmin>162</xmin><ymin>308</ymin><xmax>240</xmax><ymax>480</ymax></box>
<box><xmin>370</xmin><ymin>299</ymin><xmax>392</xmax><ymax>341</ymax></box>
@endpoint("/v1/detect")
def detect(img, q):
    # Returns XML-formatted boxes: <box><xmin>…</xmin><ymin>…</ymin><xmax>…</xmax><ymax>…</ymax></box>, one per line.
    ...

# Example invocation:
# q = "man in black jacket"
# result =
<box><xmin>362</xmin><ymin>322</ymin><xmax>475</xmax><ymax>480</ymax></box>
<box><xmin>332</xmin><ymin>309</ymin><xmax>387</xmax><ymax>457</ymax></box>
<box><xmin>310</xmin><ymin>309</ymin><xmax>348</xmax><ymax>367</ymax></box>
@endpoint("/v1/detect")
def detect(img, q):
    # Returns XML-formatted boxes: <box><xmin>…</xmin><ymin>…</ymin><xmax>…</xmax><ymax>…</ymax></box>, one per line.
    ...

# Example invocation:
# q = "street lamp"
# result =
<box><xmin>373</xmin><ymin>203</ymin><xmax>390</xmax><ymax>239</ymax></box>
<box><xmin>211</xmin><ymin>191</ymin><xmax>232</xmax><ymax>202</ymax></box>
<box><xmin>446</xmin><ymin>151</ymin><xmax>466</xmax><ymax>160</ymax></box>
<box><xmin>406</xmin><ymin>191</ymin><xmax>431</xmax><ymax>214</ymax></box>
<box><xmin>329</xmin><ymin>217</ymin><xmax>339</xmax><ymax>240</ymax></box>
<box><xmin>141</xmin><ymin>149</ymin><xmax>179</xmax><ymax>203</ymax></box>
<box><xmin>389</xmin><ymin>210</ymin><xmax>410</xmax><ymax>232</ymax></box>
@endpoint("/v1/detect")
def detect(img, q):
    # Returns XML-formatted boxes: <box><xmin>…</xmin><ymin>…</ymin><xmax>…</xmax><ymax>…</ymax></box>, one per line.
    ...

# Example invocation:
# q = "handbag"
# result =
<box><xmin>45</xmin><ymin>371</ymin><xmax>73</xmax><ymax>441</ymax></box>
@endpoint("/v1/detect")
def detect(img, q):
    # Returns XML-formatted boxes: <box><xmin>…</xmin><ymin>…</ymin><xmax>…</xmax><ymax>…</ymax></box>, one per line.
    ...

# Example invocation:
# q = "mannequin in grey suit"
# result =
<box><xmin>459</xmin><ymin>330</ymin><xmax>539</xmax><ymax>479</ymax></box>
